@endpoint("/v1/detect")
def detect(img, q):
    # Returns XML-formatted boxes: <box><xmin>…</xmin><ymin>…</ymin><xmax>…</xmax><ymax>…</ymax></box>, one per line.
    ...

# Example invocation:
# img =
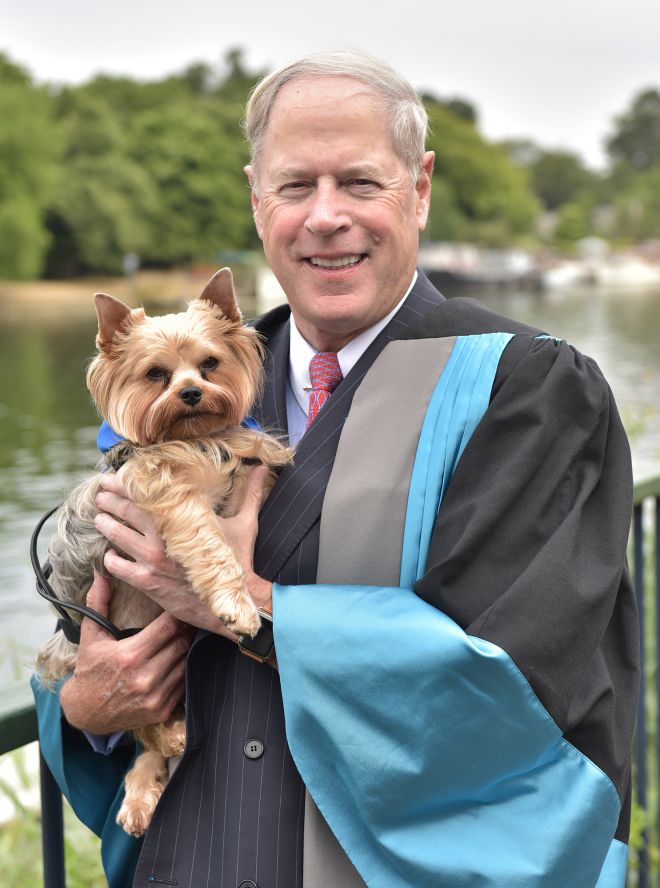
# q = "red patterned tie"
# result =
<box><xmin>306</xmin><ymin>352</ymin><xmax>343</xmax><ymax>429</ymax></box>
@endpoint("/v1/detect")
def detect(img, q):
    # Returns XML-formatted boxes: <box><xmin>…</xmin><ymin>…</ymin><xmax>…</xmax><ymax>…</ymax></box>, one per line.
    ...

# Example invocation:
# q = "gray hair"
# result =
<box><xmin>244</xmin><ymin>49</ymin><xmax>428</xmax><ymax>187</ymax></box>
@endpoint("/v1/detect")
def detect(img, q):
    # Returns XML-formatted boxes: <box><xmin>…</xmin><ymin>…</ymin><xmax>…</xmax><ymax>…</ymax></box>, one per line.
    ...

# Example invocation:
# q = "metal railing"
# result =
<box><xmin>0</xmin><ymin>682</ymin><xmax>64</xmax><ymax>888</ymax></box>
<box><xmin>632</xmin><ymin>474</ymin><xmax>660</xmax><ymax>887</ymax></box>
<box><xmin>1</xmin><ymin>472</ymin><xmax>660</xmax><ymax>887</ymax></box>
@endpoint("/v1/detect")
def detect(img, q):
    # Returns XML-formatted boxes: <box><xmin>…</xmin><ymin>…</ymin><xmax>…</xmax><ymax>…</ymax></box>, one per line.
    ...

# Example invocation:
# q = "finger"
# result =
<box><xmin>95</xmin><ymin>489</ymin><xmax>154</xmax><ymax>536</ymax></box>
<box><xmin>245</xmin><ymin>465</ymin><xmax>270</xmax><ymax>510</ymax></box>
<box><xmin>151</xmin><ymin>672</ymin><xmax>188</xmax><ymax>723</ymax></box>
<box><xmin>86</xmin><ymin>570</ymin><xmax>112</xmax><ymax>615</ymax></box>
<box><xmin>79</xmin><ymin>572</ymin><xmax>115</xmax><ymax>642</ymax></box>
<box><xmin>98</xmin><ymin>472</ymin><xmax>127</xmax><ymax>496</ymax></box>
<box><xmin>103</xmin><ymin>546</ymin><xmax>155</xmax><ymax>590</ymax></box>
<box><xmin>125</xmin><ymin>609</ymin><xmax>190</xmax><ymax>660</ymax></box>
<box><xmin>95</xmin><ymin>512</ymin><xmax>152</xmax><ymax>560</ymax></box>
<box><xmin>147</xmin><ymin>636</ymin><xmax>190</xmax><ymax>683</ymax></box>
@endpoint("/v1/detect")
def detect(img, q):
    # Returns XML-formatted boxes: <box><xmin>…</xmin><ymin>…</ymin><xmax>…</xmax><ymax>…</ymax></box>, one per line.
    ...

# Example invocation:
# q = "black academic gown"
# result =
<box><xmin>40</xmin><ymin>272</ymin><xmax>636</xmax><ymax>887</ymax></box>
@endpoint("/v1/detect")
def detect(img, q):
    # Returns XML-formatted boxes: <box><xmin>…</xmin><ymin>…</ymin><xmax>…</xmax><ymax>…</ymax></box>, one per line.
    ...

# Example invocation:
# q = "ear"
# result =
<box><xmin>199</xmin><ymin>267</ymin><xmax>242</xmax><ymax>322</ymax></box>
<box><xmin>94</xmin><ymin>293</ymin><xmax>132</xmax><ymax>353</ymax></box>
<box><xmin>245</xmin><ymin>164</ymin><xmax>264</xmax><ymax>241</ymax></box>
<box><xmin>416</xmin><ymin>151</ymin><xmax>435</xmax><ymax>231</ymax></box>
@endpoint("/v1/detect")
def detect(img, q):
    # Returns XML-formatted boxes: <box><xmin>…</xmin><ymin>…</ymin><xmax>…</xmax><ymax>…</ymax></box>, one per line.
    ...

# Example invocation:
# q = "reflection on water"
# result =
<box><xmin>479</xmin><ymin>286</ymin><xmax>660</xmax><ymax>476</ymax></box>
<box><xmin>0</xmin><ymin>315</ymin><xmax>100</xmax><ymax>680</ymax></box>
<box><xmin>1</xmin><ymin>286</ymin><xmax>659</xmax><ymax>681</ymax></box>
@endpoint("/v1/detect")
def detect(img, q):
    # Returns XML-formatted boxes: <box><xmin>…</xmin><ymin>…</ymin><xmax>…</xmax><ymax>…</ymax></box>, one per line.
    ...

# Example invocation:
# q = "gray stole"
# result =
<box><xmin>301</xmin><ymin>338</ymin><xmax>457</xmax><ymax>887</ymax></box>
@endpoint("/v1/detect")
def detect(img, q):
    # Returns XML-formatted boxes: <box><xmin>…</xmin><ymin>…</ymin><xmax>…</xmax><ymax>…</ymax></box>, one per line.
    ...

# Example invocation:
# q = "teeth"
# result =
<box><xmin>309</xmin><ymin>255</ymin><xmax>362</xmax><ymax>268</ymax></box>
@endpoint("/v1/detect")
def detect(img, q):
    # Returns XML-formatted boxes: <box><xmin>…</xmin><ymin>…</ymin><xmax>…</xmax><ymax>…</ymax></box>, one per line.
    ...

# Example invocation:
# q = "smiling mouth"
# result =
<box><xmin>307</xmin><ymin>254</ymin><xmax>365</xmax><ymax>269</ymax></box>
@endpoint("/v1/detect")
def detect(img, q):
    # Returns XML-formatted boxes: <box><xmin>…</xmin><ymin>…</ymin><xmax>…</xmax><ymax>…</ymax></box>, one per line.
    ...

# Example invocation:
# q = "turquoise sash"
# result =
<box><xmin>274</xmin><ymin>334</ymin><xmax>625</xmax><ymax>887</ymax></box>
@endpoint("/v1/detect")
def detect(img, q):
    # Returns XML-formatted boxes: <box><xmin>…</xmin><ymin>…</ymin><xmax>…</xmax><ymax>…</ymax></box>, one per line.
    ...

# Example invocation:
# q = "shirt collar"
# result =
<box><xmin>288</xmin><ymin>271</ymin><xmax>417</xmax><ymax>414</ymax></box>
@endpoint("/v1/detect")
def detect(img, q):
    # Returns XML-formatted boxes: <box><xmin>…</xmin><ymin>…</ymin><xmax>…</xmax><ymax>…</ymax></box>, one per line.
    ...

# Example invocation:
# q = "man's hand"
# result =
<box><xmin>214</xmin><ymin>464</ymin><xmax>273</xmax><ymax>611</ymax></box>
<box><xmin>94</xmin><ymin>465</ymin><xmax>273</xmax><ymax>630</ymax></box>
<box><xmin>60</xmin><ymin>572</ymin><xmax>194</xmax><ymax>733</ymax></box>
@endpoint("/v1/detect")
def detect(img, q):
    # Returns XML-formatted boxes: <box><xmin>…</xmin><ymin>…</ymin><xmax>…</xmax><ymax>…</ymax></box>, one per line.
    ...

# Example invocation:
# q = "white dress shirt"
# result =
<box><xmin>285</xmin><ymin>272</ymin><xmax>417</xmax><ymax>446</ymax></box>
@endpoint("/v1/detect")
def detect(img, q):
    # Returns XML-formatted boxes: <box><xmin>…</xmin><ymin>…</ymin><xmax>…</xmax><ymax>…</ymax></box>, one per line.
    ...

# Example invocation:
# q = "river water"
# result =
<box><xmin>1</xmin><ymin>283</ymin><xmax>659</xmax><ymax>682</ymax></box>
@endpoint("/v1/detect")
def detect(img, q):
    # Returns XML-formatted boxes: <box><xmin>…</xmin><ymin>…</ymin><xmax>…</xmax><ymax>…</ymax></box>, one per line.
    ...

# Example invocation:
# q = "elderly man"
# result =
<box><xmin>35</xmin><ymin>51</ymin><xmax>638</xmax><ymax>887</ymax></box>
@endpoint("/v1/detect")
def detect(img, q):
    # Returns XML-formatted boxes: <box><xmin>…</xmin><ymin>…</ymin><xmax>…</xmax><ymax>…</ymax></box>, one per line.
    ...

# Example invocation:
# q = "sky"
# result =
<box><xmin>3</xmin><ymin>0</ymin><xmax>659</xmax><ymax>169</ymax></box>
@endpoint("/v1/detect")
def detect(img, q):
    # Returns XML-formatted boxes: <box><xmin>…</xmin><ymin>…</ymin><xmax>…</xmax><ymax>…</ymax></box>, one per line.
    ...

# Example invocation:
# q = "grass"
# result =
<box><xmin>0</xmin><ymin>746</ymin><xmax>106</xmax><ymax>888</ymax></box>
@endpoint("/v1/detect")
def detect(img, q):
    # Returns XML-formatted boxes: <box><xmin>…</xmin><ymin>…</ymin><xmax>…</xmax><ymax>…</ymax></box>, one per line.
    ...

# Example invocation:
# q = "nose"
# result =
<box><xmin>304</xmin><ymin>182</ymin><xmax>351</xmax><ymax>236</ymax></box>
<box><xmin>179</xmin><ymin>386</ymin><xmax>202</xmax><ymax>406</ymax></box>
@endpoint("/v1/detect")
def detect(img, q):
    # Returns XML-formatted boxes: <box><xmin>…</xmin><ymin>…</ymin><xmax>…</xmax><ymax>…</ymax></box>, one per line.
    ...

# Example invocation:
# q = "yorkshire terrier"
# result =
<box><xmin>35</xmin><ymin>267</ymin><xmax>291</xmax><ymax>836</ymax></box>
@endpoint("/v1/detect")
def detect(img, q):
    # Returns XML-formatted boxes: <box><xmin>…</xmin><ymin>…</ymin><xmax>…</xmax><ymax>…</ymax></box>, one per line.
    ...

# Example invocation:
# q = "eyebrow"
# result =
<box><xmin>272</xmin><ymin>163</ymin><xmax>383</xmax><ymax>182</ymax></box>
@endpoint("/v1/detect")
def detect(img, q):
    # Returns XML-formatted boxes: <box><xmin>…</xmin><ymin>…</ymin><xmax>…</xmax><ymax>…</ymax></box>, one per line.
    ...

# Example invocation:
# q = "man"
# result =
<box><xmin>34</xmin><ymin>51</ymin><xmax>638</xmax><ymax>887</ymax></box>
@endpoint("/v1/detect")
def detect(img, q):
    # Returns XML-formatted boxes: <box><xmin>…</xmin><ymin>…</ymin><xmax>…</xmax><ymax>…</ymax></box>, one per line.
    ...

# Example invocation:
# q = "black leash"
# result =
<box><xmin>31</xmin><ymin>505</ymin><xmax>141</xmax><ymax>644</ymax></box>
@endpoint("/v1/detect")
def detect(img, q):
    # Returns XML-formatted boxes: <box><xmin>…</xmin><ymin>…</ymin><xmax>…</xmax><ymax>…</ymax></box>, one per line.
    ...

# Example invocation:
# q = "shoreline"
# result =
<box><xmin>0</xmin><ymin>269</ymin><xmax>259</xmax><ymax>319</ymax></box>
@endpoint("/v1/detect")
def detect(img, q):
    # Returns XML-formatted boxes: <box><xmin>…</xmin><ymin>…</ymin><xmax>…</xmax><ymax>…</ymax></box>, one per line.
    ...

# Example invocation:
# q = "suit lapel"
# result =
<box><xmin>254</xmin><ymin>272</ymin><xmax>445</xmax><ymax>581</ymax></box>
<box><xmin>255</xmin><ymin>314</ymin><xmax>290</xmax><ymax>437</ymax></box>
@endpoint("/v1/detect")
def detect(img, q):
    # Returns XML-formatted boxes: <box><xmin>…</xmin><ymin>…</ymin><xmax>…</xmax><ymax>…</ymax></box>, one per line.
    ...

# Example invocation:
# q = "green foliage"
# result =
<box><xmin>421</xmin><ymin>92</ymin><xmax>478</xmax><ymax>124</ymax></box>
<box><xmin>611</xmin><ymin>166</ymin><xmax>660</xmax><ymax>241</ymax></box>
<box><xmin>40</xmin><ymin>49</ymin><xmax>259</xmax><ymax>275</ymax></box>
<box><xmin>127</xmin><ymin>100</ymin><xmax>254</xmax><ymax>265</ymax></box>
<box><xmin>607</xmin><ymin>89</ymin><xmax>660</xmax><ymax>171</ymax></box>
<box><xmin>0</xmin><ymin>52</ymin><xmax>32</xmax><ymax>86</ymax></box>
<box><xmin>0</xmin><ymin>748</ymin><xmax>105</xmax><ymax>888</ymax></box>
<box><xmin>2</xmin><ymin>47</ymin><xmax>660</xmax><ymax>279</ymax></box>
<box><xmin>529</xmin><ymin>150</ymin><xmax>597</xmax><ymax>212</ymax></box>
<box><xmin>426</xmin><ymin>101</ymin><xmax>539</xmax><ymax>246</ymax></box>
<box><xmin>501</xmin><ymin>141</ymin><xmax>603</xmax><ymax>237</ymax></box>
<box><xmin>553</xmin><ymin>202</ymin><xmax>591</xmax><ymax>248</ymax></box>
<box><xmin>0</xmin><ymin>65</ymin><xmax>61</xmax><ymax>278</ymax></box>
<box><xmin>426</xmin><ymin>176</ymin><xmax>466</xmax><ymax>242</ymax></box>
<box><xmin>596</xmin><ymin>88</ymin><xmax>660</xmax><ymax>241</ymax></box>
<box><xmin>43</xmin><ymin>90</ymin><xmax>159</xmax><ymax>276</ymax></box>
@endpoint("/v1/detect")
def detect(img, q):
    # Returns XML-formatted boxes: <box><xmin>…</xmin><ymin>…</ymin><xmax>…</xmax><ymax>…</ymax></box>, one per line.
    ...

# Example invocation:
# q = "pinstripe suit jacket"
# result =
<box><xmin>131</xmin><ymin>271</ymin><xmax>459</xmax><ymax>887</ymax></box>
<box><xmin>132</xmin><ymin>270</ymin><xmax>560</xmax><ymax>888</ymax></box>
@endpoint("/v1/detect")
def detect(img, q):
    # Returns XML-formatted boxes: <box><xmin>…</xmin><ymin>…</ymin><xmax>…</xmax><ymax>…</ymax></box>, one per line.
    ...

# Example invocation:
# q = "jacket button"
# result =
<box><xmin>243</xmin><ymin>738</ymin><xmax>264</xmax><ymax>760</ymax></box>
<box><xmin>238</xmin><ymin>881</ymin><xmax>258</xmax><ymax>888</ymax></box>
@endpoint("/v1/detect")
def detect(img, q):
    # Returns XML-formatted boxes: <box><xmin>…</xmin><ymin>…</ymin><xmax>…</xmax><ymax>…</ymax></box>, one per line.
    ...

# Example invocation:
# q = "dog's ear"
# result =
<box><xmin>94</xmin><ymin>293</ymin><xmax>133</xmax><ymax>353</ymax></box>
<box><xmin>199</xmin><ymin>268</ymin><xmax>242</xmax><ymax>322</ymax></box>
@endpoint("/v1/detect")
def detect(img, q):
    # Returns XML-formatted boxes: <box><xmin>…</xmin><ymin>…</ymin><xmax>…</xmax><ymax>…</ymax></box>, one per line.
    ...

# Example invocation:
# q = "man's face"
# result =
<box><xmin>247</xmin><ymin>76</ymin><xmax>434</xmax><ymax>351</ymax></box>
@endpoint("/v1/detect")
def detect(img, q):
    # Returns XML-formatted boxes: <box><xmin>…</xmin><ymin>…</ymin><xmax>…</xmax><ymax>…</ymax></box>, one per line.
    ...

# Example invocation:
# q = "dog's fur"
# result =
<box><xmin>35</xmin><ymin>268</ymin><xmax>291</xmax><ymax>836</ymax></box>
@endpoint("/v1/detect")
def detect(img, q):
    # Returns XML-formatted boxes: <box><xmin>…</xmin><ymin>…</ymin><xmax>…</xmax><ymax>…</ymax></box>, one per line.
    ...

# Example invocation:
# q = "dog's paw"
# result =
<box><xmin>221</xmin><ymin>598</ymin><xmax>261</xmax><ymax>637</ymax></box>
<box><xmin>161</xmin><ymin>723</ymin><xmax>186</xmax><ymax>757</ymax></box>
<box><xmin>116</xmin><ymin>797</ymin><xmax>158</xmax><ymax>837</ymax></box>
<box><xmin>207</xmin><ymin>580</ymin><xmax>261</xmax><ymax>636</ymax></box>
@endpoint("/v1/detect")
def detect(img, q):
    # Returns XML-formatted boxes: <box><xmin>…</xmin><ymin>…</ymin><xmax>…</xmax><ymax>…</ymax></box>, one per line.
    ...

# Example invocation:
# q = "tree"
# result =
<box><xmin>529</xmin><ymin>150</ymin><xmax>597</xmax><ymax>211</ymax></box>
<box><xmin>126</xmin><ymin>100</ymin><xmax>255</xmax><ymax>265</ymax></box>
<box><xmin>501</xmin><ymin>140</ymin><xmax>599</xmax><ymax>212</ymax></box>
<box><xmin>606</xmin><ymin>89</ymin><xmax>660</xmax><ymax>170</ymax></box>
<box><xmin>421</xmin><ymin>91</ymin><xmax>478</xmax><ymax>125</ymax></box>
<box><xmin>0</xmin><ymin>57</ymin><xmax>61</xmax><ymax>278</ymax></box>
<box><xmin>553</xmin><ymin>202</ymin><xmax>591</xmax><ymax>249</ymax></box>
<box><xmin>425</xmin><ymin>100</ymin><xmax>539</xmax><ymax>245</ymax></box>
<box><xmin>612</xmin><ymin>167</ymin><xmax>660</xmax><ymax>240</ymax></box>
<box><xmin>44</xmin><ymin>91</ymin><xmax>158</xmax><ymax>275</ymax></box>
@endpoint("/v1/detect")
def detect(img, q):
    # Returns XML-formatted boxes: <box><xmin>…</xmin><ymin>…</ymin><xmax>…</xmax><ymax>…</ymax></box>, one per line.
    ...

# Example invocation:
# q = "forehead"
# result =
<box><xmin>128</xmin><ymin>309</ymin><xmax>228</xmax><ymax>358</ymax></box>
<box><xmin>272</xmin><ymin>75</ymin><xmax>385</xmax><ymax>114</ymax></box>
<box><xmin>259</xmin><ymin>76</ymin><xmax>397</xmax><ymax>171</ymax></box>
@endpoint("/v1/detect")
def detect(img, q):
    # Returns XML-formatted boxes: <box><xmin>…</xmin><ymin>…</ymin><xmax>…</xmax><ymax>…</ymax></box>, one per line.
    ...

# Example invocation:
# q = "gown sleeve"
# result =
<box><xmin>31</xmin><ymin>676</ymin><xmax>142</xmax><ymax>887</ymax></box>
<box><xmin>273</xmin><ymin>336</ymin><xmax>638</xmax><ymax>888</ymax></box>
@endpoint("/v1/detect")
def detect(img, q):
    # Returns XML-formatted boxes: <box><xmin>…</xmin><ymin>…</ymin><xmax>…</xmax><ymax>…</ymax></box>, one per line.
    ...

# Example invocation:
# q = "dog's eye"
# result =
<box><xmin>146</xmin><ymin>366</ymin><xmax>169</xmax><ymax>382</ymax></box>
<box><xmin>200</xmin><ymin>357</ymin><xmax>218</xmax><ymax>372</ymax></box>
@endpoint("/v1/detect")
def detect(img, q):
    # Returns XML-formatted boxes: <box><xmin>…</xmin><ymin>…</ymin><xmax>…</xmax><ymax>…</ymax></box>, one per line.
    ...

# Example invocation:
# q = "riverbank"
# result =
<box><xmin>0</xmin><ymin>266</ymin><xmax>259</xmax><ymax>321</ymax></box>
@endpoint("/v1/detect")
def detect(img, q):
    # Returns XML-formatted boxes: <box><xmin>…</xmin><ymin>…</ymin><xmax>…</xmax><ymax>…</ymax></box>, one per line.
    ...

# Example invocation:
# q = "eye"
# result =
<box><xmin>280</xmin><ymin>181</ymin><xmax>311</xmax><ymax>195</ymax></box>
<box><xmin>200</xmin><ymin>357</ymin><xmax>218</xmax><ymax>373</ymax></box>
<box><xmin>146</xmin><ymin>366</ymin><xmax>170</xmax><ymax>383</ymax></box>
<box><xmin>350</xmin><ymin>178</ymin><xmax>378</xmax><ymax>190</ymax></box>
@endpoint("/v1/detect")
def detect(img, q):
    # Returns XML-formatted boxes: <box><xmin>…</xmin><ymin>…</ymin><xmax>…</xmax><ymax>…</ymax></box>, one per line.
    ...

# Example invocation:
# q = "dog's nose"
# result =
<box><xmin>179</xmin><ymin>386</ymin><xmax>203</xmax><ymax>406</ymax></box>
